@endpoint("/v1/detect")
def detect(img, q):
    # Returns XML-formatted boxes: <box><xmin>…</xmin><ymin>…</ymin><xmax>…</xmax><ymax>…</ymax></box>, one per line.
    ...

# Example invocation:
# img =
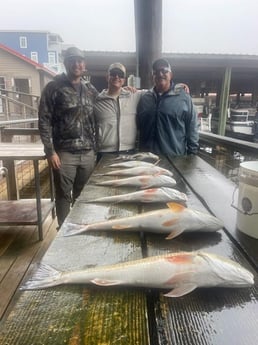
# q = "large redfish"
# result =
<box><xmin>105</xmin><ymin>161</ymin><xmax>157</xmax><ymax>168</ymax></box>
<box><xmin>96</xmin><ymin>174</ymin><xmax>177</xmax><ymax>189</ymax></box>
<box><xmin>20</xmin><ymin>252</ymin><xmax>254</xmax><ymax>297</ymax></box>
<box><xmin>84</xmin><ymin>187</ymin><xmax>187</xmax><ymax>203</ymax></box>
<box><xmin>96</xmin><ymin>166</ymin><xmax>173</xmax><ymax>177</ymax></box>
<box><xmin>114</xmin><ymin>152</ymin><xmax>159</xmax><ymax>162</ymax></box>
<box><xmin>63</xmin><ymin>203</ymin><xmax>223</xmax><ymax>238</ymax></box>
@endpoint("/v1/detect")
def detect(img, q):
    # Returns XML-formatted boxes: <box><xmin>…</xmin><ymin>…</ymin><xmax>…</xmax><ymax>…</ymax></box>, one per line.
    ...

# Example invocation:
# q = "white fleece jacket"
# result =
<box><xmin>94</xmin><ymin>88</ymin><xmax>143</xmax><ymax>152</ymax></box>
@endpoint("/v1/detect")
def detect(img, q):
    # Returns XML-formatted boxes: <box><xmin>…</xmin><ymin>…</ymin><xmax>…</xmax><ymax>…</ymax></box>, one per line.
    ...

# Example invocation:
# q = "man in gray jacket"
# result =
<box><xmin>94</xmin><ymin>63</ymin><xmax>143</xmax><ymax>161</ymax></box>
<box><xmin>137</xmin><ymin>58</ymin><xmax>199</xmax><ymax>156</ymax></box>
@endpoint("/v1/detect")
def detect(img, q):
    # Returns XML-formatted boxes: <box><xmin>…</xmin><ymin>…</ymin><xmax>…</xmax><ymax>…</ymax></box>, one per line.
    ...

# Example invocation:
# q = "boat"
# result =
<box><xmin>211</xmin><ymin>105</ymin><xmax>256</xmax><ymax>139</ymax></box>
<box><xmin>226</xmin><ymin>107</ymin><xmax>255</xmax><ymax>136</ymax></box>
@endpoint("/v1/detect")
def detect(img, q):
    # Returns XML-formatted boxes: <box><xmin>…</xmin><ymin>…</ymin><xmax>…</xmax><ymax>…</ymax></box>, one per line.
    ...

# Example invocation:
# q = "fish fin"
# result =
<box><xmin>164</xmin><ymin>284</ymin><xmax>197</xmax><ymax>297</ymax></box>
<box><xmin>138</xmin><ymin>176</ymin><xmax>151</xmax><ymax>189</ymax></box>
<box><xmin>95</xmin><ymin>181</ymin><xmax>106</xmax><ymax>185</ymax></box>
<box><xmin>83</xmin><ymin>264</ymin><xmax>96</xmax><ymax>269</ymax></box>
<box><xmin>20</xmin><ymin>264</ymin><xmax>62</xmax><ymax>290</ymax></box>
<box><xmin>166</xmin><ymin>254</ymin><xmax>196</xmax><ymax>265</ymax></box>
<box><xmin>108</xmin><ymin>215</ymin><xmax>118</xmax><ymax>220</ymax></box>
<box><xmin>165</xmin><ymin>228</ymin><xmax>185</xmax><ymax>240</ymax></box>
<box><xmin>162</xmin><ymin>217</ymin><xmax>179</xmax><ymax>227</ymax></box>
<box><xmin>153</xmin><ymin>172</ymin><xmax>162</xmax><ymax>176</ymax></box>
<box><xmin>112</xmin><ymin>224</ymin><xmax>132</xmax><ymax>230</ymax></box>
<box><xmin>62</xmin><ymin>222</ymin><xmax>88</xmax><ymax>237</ymax></box>
<box><xmin>166</xmin><ymin>202</ymin><xmax>186</xmax><ymax>212</ymax></box>
<box><xmin>91</xmin><ymin>278</ymin><xmax>122</xmax><ymax>286</ymax></box>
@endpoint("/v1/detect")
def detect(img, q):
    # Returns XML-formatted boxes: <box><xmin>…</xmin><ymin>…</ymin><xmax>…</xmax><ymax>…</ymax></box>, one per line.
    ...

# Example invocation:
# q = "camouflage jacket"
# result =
<box><xmin>38</xmin><ymin>73</ymin><xmax>98</xmax><ymax>157</ymax></box>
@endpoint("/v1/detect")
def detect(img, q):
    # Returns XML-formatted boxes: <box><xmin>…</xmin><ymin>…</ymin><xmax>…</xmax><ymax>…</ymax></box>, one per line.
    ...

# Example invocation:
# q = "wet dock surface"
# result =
<box><xmin>0</xmin><ymin>154</ymin><xmax>257</xmax><ymax>345</ymax></box>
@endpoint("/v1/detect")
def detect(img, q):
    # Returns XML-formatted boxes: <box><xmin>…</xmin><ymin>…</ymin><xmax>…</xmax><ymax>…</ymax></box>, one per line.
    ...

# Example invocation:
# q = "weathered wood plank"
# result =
<box><xmin>0</xmin><ymin>228</ymin><xmax>20</xmax><ymax>256</ymax></box>
<box><xmin>0</xmin><ymin>199</ymin><xmax>54</xmax><ymax>224</ymax></box>
<box><xmin>0</xmin><ymin>286</ymin><xmax>150</xmax><ymax>345</ymax></box>
<box><xmin>0</xmin><ymin>245</ymin><xmax>39</xmax><ymax>318</ymax></box>
<box><xmin>0</xmin><ymin>256</ymin><xmax>15</xmax><ymax>283</ymax></box>
<box><xmin>0</xmin><ymin>215</ymin><xmax>57</xmax><ymax>320</ymax></box>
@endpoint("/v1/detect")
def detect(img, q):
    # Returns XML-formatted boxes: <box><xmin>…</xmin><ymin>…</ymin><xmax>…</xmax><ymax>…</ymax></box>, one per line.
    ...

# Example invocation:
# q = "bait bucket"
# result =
<box><xmin>236</xmin><ymin>161</ymin><xmax>258</xmax><ymax>239</ymax></box>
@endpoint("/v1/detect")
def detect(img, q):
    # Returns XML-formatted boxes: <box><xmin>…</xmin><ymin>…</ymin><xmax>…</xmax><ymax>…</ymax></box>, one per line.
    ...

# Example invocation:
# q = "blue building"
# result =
<box><xmin>0</xmin><ymin>30</ymin><xmax>64</xmax><ymax>73</ymax></box>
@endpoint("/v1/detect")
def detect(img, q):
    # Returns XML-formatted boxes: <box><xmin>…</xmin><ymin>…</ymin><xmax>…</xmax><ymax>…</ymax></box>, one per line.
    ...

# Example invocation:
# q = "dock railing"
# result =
<box><xmin>199</xmin><ymin>131</ymin><xmax>258</xmax><ymax>183</ymax></box>
<box><xmin>0</xmin><ymin>88</ymin><xmax>39</xmax><ymax>120</ymax></box>
<box><xmin>0</xmin><ymin>118</ymin><xmax>46</xmax><ymax>201</ymax></box>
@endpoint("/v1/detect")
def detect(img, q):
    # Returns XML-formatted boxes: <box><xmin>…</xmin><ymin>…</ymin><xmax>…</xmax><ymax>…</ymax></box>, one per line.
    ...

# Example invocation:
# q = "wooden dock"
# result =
<box><xmin>0</xmin><ymin>159</ymin><xmax>57</xmax><ymax>320</ymax></box>
<box><xmin>0</xmin><ymin>215</ymin><xmax>58</xmax><ymax>320</ymax></box>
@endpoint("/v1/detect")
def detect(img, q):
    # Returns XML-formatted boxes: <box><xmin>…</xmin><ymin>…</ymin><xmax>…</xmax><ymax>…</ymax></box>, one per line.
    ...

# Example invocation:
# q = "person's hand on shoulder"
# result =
<box><xmin>175</xmin><ymin>83</ymin><xmax>190</xmax><ymax>94</ymax></box>
<box><xmin>123</xmin><ymin>86</ymin><xmax>137</xmax><ymax>93</ymax></box>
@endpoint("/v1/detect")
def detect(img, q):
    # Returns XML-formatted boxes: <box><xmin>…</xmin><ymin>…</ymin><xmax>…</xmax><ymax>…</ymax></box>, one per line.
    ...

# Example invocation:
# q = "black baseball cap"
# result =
<box><xmin>152</xmin><ymin>58</ymin><xmax>171</xmax><ymax>72</ymax></box>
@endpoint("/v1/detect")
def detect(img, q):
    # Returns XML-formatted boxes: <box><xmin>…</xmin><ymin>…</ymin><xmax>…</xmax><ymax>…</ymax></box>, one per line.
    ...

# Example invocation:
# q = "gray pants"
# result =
<box><xmin>53</xmin><ymin>150</ymin><xmax>96</xmax><ymax>227</ymax></box>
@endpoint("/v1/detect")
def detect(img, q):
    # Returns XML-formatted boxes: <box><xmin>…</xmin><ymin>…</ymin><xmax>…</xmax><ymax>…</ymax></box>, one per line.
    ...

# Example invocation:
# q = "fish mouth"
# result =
<box><xmin>240</xmin><ymin>269</ymin><xmax>254</xmax><ymax>286</ymax></box>
<box><xmin>199</xmin><ymin>252</ymin><xmax>255</xmax><ymax>287</ymax></box>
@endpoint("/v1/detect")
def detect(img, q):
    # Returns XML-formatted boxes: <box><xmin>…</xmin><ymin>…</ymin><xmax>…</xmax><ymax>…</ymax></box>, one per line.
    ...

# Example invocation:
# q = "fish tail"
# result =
<box><xmin>62</xmin><ymin>222</ymin><xmax>89</xmax><ymax>237</ymax></box>
<box><xmin>20</xmin><ymin>264</ymin><xmax>63</xmax><ymax>290</ymax></box>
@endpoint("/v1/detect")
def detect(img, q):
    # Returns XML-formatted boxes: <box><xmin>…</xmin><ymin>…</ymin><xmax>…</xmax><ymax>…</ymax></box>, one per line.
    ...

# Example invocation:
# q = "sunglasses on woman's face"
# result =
<box><xmin>109</xmin><ymin>69</ymin><xmax>125</xmax><ymax>79</ymax></box>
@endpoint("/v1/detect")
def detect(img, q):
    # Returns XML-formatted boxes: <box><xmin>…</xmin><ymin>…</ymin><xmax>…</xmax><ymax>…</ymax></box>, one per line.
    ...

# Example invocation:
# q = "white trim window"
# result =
<box><xmin>0</xmin><ymin>77</ymin><xmax>6</xmax><ymax>90</ymax></box>
<box><xmin>19</xmin><ymin>36</ymin><xmax>27</xmax><ymax>48</ymax></box>
<box><xmin>0</xmin><ymin>77</ymin><xmax>6</xmax><ymax>113</ymax></box>
<box><xmin>31</xmin><ymin>52</ymin><xmax>38</xmax><ymax>62</ymax></box>
<box><xmin>48</xmin><ymin>52</ymin><xmax>56</xmax><ymax>65</ymax></box>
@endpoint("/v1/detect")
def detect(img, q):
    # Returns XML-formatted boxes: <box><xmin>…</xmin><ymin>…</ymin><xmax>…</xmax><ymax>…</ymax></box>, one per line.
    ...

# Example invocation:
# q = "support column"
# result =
<box><xmin>252</xmin><ymin>78</ymin><xmax>258</xmax><ymax>106</ymax></box>
<box><xmin>134</xmin><ymin>0</ymin><xmax>162</xmax><ymax>89</ymax></box>
<box><xmin>218</xmin><ymin>67</ymin><xmax>231</xmax><ymax>136</ymax></box>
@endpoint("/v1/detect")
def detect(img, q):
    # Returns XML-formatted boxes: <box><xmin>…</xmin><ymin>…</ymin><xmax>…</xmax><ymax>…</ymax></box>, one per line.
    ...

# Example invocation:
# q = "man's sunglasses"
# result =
<box><xmin>153</xmin><ymin>67</ymin><xmax>171</xmax><ymax>75</ymax></box>
<box><xmin>109</xmin><ymin>69</ymin><xmax>125</xmax><ymax>79</ymax></box>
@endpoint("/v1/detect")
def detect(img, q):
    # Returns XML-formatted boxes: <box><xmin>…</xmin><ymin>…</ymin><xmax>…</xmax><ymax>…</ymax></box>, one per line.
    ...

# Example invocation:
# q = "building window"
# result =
<box><xmin>48</xmin><ymin>52</ymin><xmax>56</xmax><ymax>65</ymax></box>
<box><xmin>0</xmin><ymin>77</ymin><xmax>6</xmax><ymax>90</ymax></box>
<box><xmin>48</xmin><ymin>34</ymin><xmax>58</xmax><ymax>43</ymax></box>
<box><xmin>31</xmin><ymin>52</ymin><xmax>38</xmax><ymax>62</ymax></box>
<box><xmin>0</xmin><ymin>77</ymin><xmax>6</xmax><ymax>113</ymax></box>
<box><xmin>19</xmin><ymin>36</ymin><xmax>27</xmax><ymax>48</ymax></box>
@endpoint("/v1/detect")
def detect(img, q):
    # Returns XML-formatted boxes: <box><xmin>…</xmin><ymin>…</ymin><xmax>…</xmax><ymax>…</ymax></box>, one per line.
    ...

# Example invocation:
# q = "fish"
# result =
<box><xmin>20</xmin><ymin>251</ymin><xmax>254</xmax><ymax>297</ymax></box>
<box><xmin>95</xmin><ymin>166</ymin><xmax>173</xmax><ymax>177</ymax></box>
<box><xmin>83</xmin><ymin>187</ymin><xmax>187</xmax><ymax>204</ymax></box>
<box><xmin>114</xmin><ymin>152</ymin><xmax>159</xmax><ymax>162</ymax></box>
<box><xmin>105</xmin><ymin>160</ymin><xmax>157</xmax><ymax>169</ymax></box>
<box><xmin>96</xmin><ymin>174</ymin><xmax>177</xmax><ymax>189</ymax></box>
<box><xmin>62</xmin><ymin>202</ymin><xmax>223</xmax><ymax>238</ymax></box>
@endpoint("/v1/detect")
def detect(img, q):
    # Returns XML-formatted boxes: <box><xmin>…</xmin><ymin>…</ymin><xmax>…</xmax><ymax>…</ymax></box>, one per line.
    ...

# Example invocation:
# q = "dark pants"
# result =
<box><xmin>53</xmin><ymin>150</ymin><xmax>96</xmax><ymax>227</ymax></box>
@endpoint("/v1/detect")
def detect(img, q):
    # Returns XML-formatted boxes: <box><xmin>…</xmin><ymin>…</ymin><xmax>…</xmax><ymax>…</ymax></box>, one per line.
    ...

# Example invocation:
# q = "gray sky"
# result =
<box><xmin>1</xmin><ymin>0</ymin><xmax>257</xmax><ymax>54</ymax></box>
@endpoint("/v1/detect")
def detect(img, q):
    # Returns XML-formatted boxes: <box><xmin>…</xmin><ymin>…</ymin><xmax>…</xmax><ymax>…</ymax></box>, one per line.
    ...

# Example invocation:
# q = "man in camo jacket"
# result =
<box><xmin>38</xmin><ymin>47</ymin><xmax>98</xmax><ymax>228</ymax></box>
